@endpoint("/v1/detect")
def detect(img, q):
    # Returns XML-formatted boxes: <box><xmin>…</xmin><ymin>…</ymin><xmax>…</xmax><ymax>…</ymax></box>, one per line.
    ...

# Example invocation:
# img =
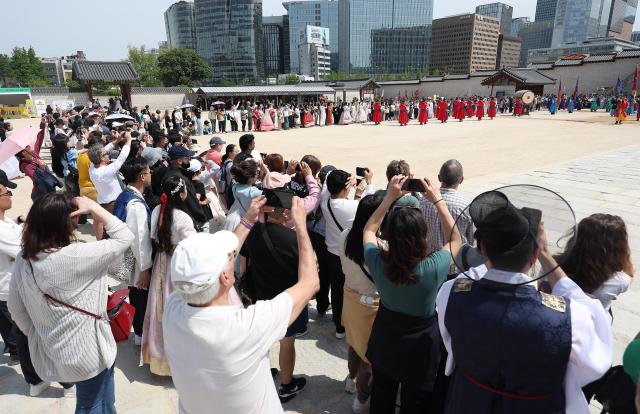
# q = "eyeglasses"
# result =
<box><xmin>0</xmin><ymin>190</ymin><xmax>13</xmax><ymax>197</ymax></box>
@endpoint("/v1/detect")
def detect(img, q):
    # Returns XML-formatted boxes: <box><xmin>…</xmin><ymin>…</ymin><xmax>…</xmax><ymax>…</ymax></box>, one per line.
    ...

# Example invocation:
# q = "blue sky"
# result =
<box><xmin>0</xmin><ymin>0</ymin><xmax>635</xmax><ymax>60</ymax></box>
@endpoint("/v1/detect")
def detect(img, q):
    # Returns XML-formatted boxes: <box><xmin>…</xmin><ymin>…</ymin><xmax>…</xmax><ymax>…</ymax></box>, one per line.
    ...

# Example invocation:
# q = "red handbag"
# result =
<box><xmin>28</xmin><ymin>261</ymin><xmax>135</xmax><ymax>343</ymax></box>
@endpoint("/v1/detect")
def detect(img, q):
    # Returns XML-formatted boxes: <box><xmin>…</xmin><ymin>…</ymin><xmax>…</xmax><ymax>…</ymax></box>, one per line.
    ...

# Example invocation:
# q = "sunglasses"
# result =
<box><xmin>0</xmin><ymin>190</ymin><xmax>13</xmax><ymax>197</ymax></box>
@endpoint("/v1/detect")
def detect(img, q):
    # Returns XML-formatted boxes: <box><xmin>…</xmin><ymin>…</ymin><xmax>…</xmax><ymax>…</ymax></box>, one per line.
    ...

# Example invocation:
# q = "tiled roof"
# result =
<box><xmin>531</xmin><ymin>63</ymin><xmax>554</xmax><ymax>70</ymax></box>
<box><xmin>616</xmin><ymin>49</ymin><xmax>640</xmax><ymax>58</ymax></box>
<box><xmin>583</xmin><ymin>54</ymin><xmax>616</xmax><ymax>63</ymax></box>
<box><xmin>554</xmin><ymin>59</ymin><xmax>583</xmax><ymax>66</ymax></box>
<box><xmin>507</xmin><ymin>68</ymin><xmax>556</xmax><ymax>84</ymax></box>
<box><xmin>421</xmin><ymin>76</ymin><xmax>444</xmax><ymax>82</ymax></box>
<box><xmin>327</xmin><ymin>79</ymin><xmax>381</xmax><ymax>89</ymax></box>
<box><xmin>470</xmin><ymin>70</ymin><xmax>498</xmax><ymax>77</ymax></box>
<box><xmin>377</xmin><ymin>80</ymin><xmax>421</xmax><ymax>85</ymax></box>
<box><xmin>443</xmin><ymin>74</ymin><xmax>470</xmax><ymax>80</ymax></box>
<box><xmin>195</xmin><ymin>85</ymin><xmax>335</xmax><ymax>96</ymax></box>
<box><xmin>73</xmin><ymin>61</ymin><xmax>139</xmax><ymax>82</ymax></box>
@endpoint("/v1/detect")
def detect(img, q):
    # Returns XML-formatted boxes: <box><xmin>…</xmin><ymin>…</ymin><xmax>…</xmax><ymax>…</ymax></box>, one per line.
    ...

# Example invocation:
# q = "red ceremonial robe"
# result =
<box><xmin>437</xmin><ymin>101</ymin><xmax>449</xmax><ymax>122</ymax></box>
<box><xmin>514</xmin><ymin>99</ymin><xmax>524</xmax><ymax>116</ymax></box>
<box><xmin>466</xmin><ymin>100</ymin><xmax>474</xmax><ymax>117</ymax></box>
<box><xmin>488</xmin><ymin>100</ymin><xmax>497</xmax><ymax>118</ymax></box>
<box><xmin>454</xmin><ymin>101</ymin><xmax>464</xmax><ymax>120</ymax></box>
<box><xmin>372</xmin><ymin>102</ymin><xmax>383</xmax><ymax>124</ymax></box>
<box><xmin>476</xmin><ymin>101</ymin><xmax>485</xmax><ymax>119</ymax></box>
<box><xmin>418</xmin><ymin>101</ymin><xmax>428</xmax><ymax>124</ymax></box>
<box><xmin>398</xmin><ymin>104</ymin><xmax>409</xmax><ymax>125</ymax></box>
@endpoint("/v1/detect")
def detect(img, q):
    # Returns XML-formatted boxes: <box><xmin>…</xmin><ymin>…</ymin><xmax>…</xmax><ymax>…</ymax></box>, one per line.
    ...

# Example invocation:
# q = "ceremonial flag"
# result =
<box><xmin>572</xmin><ymin>77</ymin><xmax>579</xmax><ymax>100</ymax></box>
<box><xmin>556</xmin><ymin>78</ymin><xmax>562</xmax><ymax>103</ymax></box>
<box><xmin>616</xmin><ymin>77</ymin><xmax>623</xmax><ymax>93</ymax></box>
<box><xmin>633</xmin><ymin>64</ymin><xmax>638</xmax><ymax>97</ymax></box>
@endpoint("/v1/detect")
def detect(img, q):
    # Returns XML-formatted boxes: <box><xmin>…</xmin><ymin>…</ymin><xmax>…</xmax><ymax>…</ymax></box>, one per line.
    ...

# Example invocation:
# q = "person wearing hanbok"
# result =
<box><xmin>605</xmin><ymin>97</ymin><xmax>613</xmax><ymax>114</ymax></box>
<box><xmin>476</xmin><ymin>99</ymin><xmax>485</xmax><ymax>120</ymax></box>
<box><xmin>514</xmin><ymin>99</ymin><xmax>524</xmax><ymax>116</ymax></box>
<box><xmin>418</xmin><ymin>99</ymin><xmax>428</xmax><ymax>125</ymax></box>
<box><xmin>466</xmin><ymin>99</ymin><xmax>474</xmax><ymax>117</ymax></box>
<box><xmin>627</xmin><ymin>97</ymin><xmax>634</xmax><ymax>116</ymax></box>
<box><xmin>303</xmin><ymin>106</ymin><xmax>314</xmax><ymax>127</ymax></box>
<box><xmin>488</xmin><ymin>97</ymin><xmax>497</xmax><ymax>119</ymax></box>
<box><xmin>327</xmin><ymin>102</ymin><xmax>334</xmax><ymax>125</ymax></box>
<box><xmin>398</xmin><ymin>102</ymin><xmax>409</xmax><ymax>126</ymax></box>
<box><xmin>436</xmin><ymin>99</ymin><xmax>448</xmax><ymax>123</ymax></box>
<box><xmin>357</xmin><ymin>102</ymin><xmax>368</xmax><ymax>123</ymax></box>
<box><xmin>372</xmin><ymin>101</ymin><xmax>383</xmax><ymax>124</ymax></box>
<box><xmin>351</xmin><ymin>102</ymin><xmax>358</xmax><ymax>121</ymax></box>
<box><xmin>454</xmin><ymin>99</ymin><xmax>465</xmax><ymax>122</ymax></box>
<box><xmin>427</xmin><ymin>100</ymin><xmax>434</xmax><ymax>119</ymax></box>
<box><xmin>319</xmin><ymin>103</ymin><xmax>327</xmax><ymax>126</ymax></box>
<box><xmin>340</xmin><ymin>104</ymin><xmax>353</xmax><ymax>125</ymax></box>
<box><xmin>259</xmin><ymin>106</ymin><xmax>275</xmax><ymax>131</ymax></box>
<box><xmin>142</xmin><ymin>176</ymin><xmax>198</xmax><ymax>376</ymax></box>
<box><xmin>568</xmin><ymin>98</ymin><xmax>575</xmax><ymax>113</ymax></box>
<box><xmin>549</xmin><ymin>97</ymin><xmax>558</xmax><ymax>115</ymax></box>
<box><xmin>615</xmin><ymin>97</ymin><xmax>629</xmax><ymax>124</ymax></box>
<box><xmin>590</xmin><ymin>98</ymin><xmax>598</xmax><ymax>112</ymax></box>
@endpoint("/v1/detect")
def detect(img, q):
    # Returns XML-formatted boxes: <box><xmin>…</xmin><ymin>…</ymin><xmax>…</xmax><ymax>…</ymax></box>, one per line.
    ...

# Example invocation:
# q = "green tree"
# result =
<box><xmin>64</xmin><ymin>78</ymin><xmax>81</xmax><ymax>89</ymax></box>
<box><xmin>157</xmin><ymin>48</ymin><xmax>213</xmax><ymax>87</ymax></box>
<box><xmin>285</xmin><ymin>73</ymin><xmax>299</xmax><ymax>85</ymax></box>
<box><xmin>128</xmin><ymin>45</ymin><xmax>162</xmax><ymax>87</ymax></box>
<box><xmin>0</xmin><ymin>54</ymin><xmax>14</xmax><ymax>86</ymax></box>
<box><xmin>10</xmin><ymin>47</ymin><xmax>48</xmax><ymax>87</ymax></box>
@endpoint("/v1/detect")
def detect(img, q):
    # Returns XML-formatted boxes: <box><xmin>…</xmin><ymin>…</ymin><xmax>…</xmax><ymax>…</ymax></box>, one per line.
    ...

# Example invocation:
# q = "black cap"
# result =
<box><xmin>168</xmin><ymin>145</ymin><xmax>196</xmax><ymax>160</ymax></box>
<box><xmin>0</xmin><ymin>170</ymin><xmax>17</xmax><ymax>189</ymax></box>
<box><xmin>209</xmin><ymin>136</ymin><xmax>226</xmax><ymax>147</ymax></box>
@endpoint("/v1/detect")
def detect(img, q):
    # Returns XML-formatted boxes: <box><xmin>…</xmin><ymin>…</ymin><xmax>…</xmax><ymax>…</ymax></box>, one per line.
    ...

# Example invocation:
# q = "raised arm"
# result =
<box><xmin>421</xmin><ymin>178</ymin><xmax>462</xmax><ymax>259</ymax></box>
<box><xmin>284</xmin><ymin>197</ymin><xmax>320</xmax><ymax>324</ymax></box>
<box><xmin>363</xmin><ymin>175</ymin><xmax>406</xmax><ymax>246</ymax></box>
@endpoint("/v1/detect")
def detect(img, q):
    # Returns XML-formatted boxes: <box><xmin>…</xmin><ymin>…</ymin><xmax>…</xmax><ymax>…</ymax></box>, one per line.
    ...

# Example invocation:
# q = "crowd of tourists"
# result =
<box><xmin>0</xmin><ymin>102</ymin><xmax>638</xmax><ymax>414</ymax></box>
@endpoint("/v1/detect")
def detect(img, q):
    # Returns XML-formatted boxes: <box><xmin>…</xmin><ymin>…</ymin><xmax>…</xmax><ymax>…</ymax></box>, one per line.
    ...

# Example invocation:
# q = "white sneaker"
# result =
<box><xmin>335</xmin><ymin>331</ymin><xmax>346</xmax><ymax>340</ymax></box>
<box><xmin>352</xmin><ymin>396</ymin><xmax>370</xmax><ymax>413</ymax></box>
<box><xmin>134</xmin><ymin>335</ymin><xmax>142</xmax><ymax>346</ymax></box>
<box><xmin>63</xmin><ymin>385</ymin><xmax>76</xmax><ymax>398</ymax></box>
<box><xmin>29</xmin><ymin>381</ymin><xmax>51</xmax><ymax>397</ymax></box>
<box><xmin>344</xmin><ymin>375</ymin><xmax>356</xmax><ymax>394</ymax></box>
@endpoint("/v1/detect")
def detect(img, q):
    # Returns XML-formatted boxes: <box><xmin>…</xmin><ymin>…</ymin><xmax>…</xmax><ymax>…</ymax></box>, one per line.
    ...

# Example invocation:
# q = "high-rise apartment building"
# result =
<box><xmin>263</xmin><ymin>16</ymin><xmax>289</xmax><ymax>76</ymax></box>
<box><xmin>283</xmin><ymin>1</ymin><xmax>339</xmax><ymax>73</ymax></box>
<box><xmin>164</xmin><ymin>1</ymin><xmax>197</xmax><ymax>50</ymax></box>
<box><xmin>535</xmin><ymin>0</ymin><xmax>559</xmax><ymax>22</ymax></box>
<box><xmin>475</xmin><ymin>3</ymin><xmax>514</xmax><ymax>35</ymax></box>
<box><xmin>339</xmin><ymin>0</ymin><xmax>433</xmax><ymax>73</ymax></box>
<box><xmin>299</xmin><ymin>43</ymin><xmax>332</xmax><ymax>80</ymax></box>
<box><xmin>431</xmin><ymin>14</ymin><xmax>500</xmax><ymax>74</ymax></box>
<box><xmin>370</xmin><ymin>26</ymin><xmax>431</xmax><ymax>74</ymax></box>
<box><xmin>496</xmin><ymin>34</ymin><xmax>522</xmax><ymax>68</ymax></box>
<box><xmin>194</xmin><ymin>0</ymin><xmax>265</xmax><ymax>84</ymax></box>
<box><xmin>511</xmin><ymin>17</ymin><xmax>532</xmax><ymax>37</ymax></box>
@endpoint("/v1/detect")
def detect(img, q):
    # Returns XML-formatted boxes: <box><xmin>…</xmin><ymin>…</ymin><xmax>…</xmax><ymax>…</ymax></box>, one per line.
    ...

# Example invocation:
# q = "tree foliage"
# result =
<box><xmin>5</xmin><ymin>47</ymin><xmax>48</xmax><ymax>87</ymax></box>
<box><xmin>157</xmin><ymin>48</ymin><xmax>213</xmax><ymax>87</ymax></box>
<box><xmin>0</xmin><ymin>54</ymin><xmax>14</xmax><ymax>86</ymax></box>
<box><xmin>128</xmin><ymin>45</ymin><xmax>163</xmax><ymax>87</ymax></box>
<box><xmin>285</xmin><ymin>73</ymin><xmax>300</xmax><ymax>85</ymax></box>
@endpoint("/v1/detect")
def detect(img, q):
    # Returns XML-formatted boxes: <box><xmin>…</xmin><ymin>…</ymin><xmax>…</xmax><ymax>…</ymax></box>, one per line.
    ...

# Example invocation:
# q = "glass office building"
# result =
<box><xmin>535</xmin><ymin>0</ymin><xmax>559</xmax><ymax>22</ymax></box>
<box><xmin>283</xmin><ymin>1</ymin><xmax>339</xmax><ymax>73</ymax></box>
<box><xmin>194</xmin><ymin>0</ymin><xmax>265</xmax><ymax>84</ymax></box>
<box><xmin>551</xmin><ymin>0</ymin><xmax>613</xmax><ymax>47</ymax></box>
<box><xmin>164</xmin><ymin>1</ymin><xmax>197</xmax><ymax>50</ymax></box>
<box><xmin>606</xmin><ymin>0</ymin><xmax>637</xmax><ymax>40</ymax></box>
<box><xmin>519</xmin><ymin>20</ymin><xmax>554</xmax><ymax>65</ymax></box>
<box><xmin>263</xmin><ymin>16</ymin><xmax>288</xmax><ymax>76</ymax></box>
<box><xmin>370</xmin><ymin>26</ymin><xmax>431</xmax><ymax>74</ymax></box>
<box><xmin>339</xmin><ymin>0</ymin><xmax>433</xmax><ymax>74</ymax></box>
<box><xmin>475</xmin><ymin>3</ymin><xmax>514</xmax><ymax>35</ymax></box>
<box><xmin>511</xmin><ymin>17</ymin><xmax>532</xmax><ymax>36</ymax></box>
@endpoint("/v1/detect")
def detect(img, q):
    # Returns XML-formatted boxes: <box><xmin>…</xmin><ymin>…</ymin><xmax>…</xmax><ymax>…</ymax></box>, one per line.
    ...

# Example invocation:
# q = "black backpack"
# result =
<box><xmin>33</xmin><ymin>165</ymin><xmax>62</xmax><ymax>194</ymax></box>
<box><xmin>591</xmin><ymin>366</ymin><xmax>637</xmax><ymax>414</ymax></box>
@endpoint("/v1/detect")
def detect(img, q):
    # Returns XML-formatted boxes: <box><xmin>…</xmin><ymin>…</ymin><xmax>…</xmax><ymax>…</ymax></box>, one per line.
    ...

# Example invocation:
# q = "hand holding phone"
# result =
<box><xmin>401</xmin><ymin>178</ymin><xmax>426</xmax><ymax>192</ymax></box>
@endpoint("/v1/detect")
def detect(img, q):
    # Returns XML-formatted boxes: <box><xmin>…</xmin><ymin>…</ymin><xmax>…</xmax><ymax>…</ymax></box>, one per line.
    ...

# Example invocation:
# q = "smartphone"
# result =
<box><xmin>356</xmin><ymin>167</ymin><xmax>367</xmax><ymax>177</ymax></box>
<box><xmin>402</xmin><ymin>178</ymin><xmax>426</xmax><ymax>192</ymax></box>
<box><xmin>284</xmin><ymin>160</ymin><xmax>289</xmax><ymax>171</ymax></box>
<box><xmin>521</xmin><ymin>207</ymin><xmax>542</xmax><ymax>234</ymax></box>
<box><xmin>263</xmin><ymin>188</ymin><xmax>294</xmax><ymax>211</ymax></box>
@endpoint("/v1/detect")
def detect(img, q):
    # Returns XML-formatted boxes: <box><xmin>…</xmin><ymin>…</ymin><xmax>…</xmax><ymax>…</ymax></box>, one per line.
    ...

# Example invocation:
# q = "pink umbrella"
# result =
<box><xmin>0</xmin><ymin>126</ymin><xmax>41</xmax><ymax>165</ymax></box>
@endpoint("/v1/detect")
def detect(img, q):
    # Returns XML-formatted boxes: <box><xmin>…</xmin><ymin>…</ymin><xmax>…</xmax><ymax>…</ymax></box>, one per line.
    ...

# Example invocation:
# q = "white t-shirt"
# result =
<box><xmin>163</xmin><ymin>291</ymin><xmax>293</xmax><ymax>414</ymax></box>
<box><xmin>0</xmin><ymin>217</ymin><xmax>21</xmax><ymax>302</ymax></box>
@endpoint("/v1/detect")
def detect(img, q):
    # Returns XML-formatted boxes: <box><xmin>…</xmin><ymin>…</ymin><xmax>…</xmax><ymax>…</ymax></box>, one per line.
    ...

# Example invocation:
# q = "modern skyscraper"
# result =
<box><xmin>370</xmin><ymin>26</ymin><xmax>431</xmax><ymax>74</ymax></box>
<box><xmin>551</xmin><ymin>0</ymin><xmax>614</xmax><ymax>47</ymax></box>
<box><xmin>496</xmin><ymin>34</ymin><xmax>522</xmax><ymax>68</ymax></box>
<box><xmin>519</xmin><ymin>21</ymin><xmax>554</xmax><ymax>65</ymax></box>
<box><xmin>606</xmin><ymin>0</ymin><xmax>637</xmax><ymax>41</ymax></box>
<box><xmin>511</xmin><ymin>17</ymin><xmax>532</xmax><ymax>37</ymax></box>
<box><xmin>535</xmin><ymin>0</ymin><xmax>559</xmax><ymax>22</ymax></box>
<box><xmin>633</xmin><ymin>30</ymin><xmax>640</xmax><ymax>44</ymax></box>
<box><xmin>339</xmin><ymin>0</ymin><xmax>434</xmax><ymax>74</ymax></box>
<box><xmin>475</xmin><ymin>3</ymin><xmax>514</xmax><ymax>35</ymax></box>
<box><xmin>164</xmin><ymin>1</ymin><xmax>197</xmax><ymax>50</ymax></box>
<box><xmin>194</xmin><ymin>0</ymin><xmax>265</xmax><ymax>84</ymax></box>
<box><xmin>283</xmin><ymin>1</ymin><xmax>339</xmax><ymax>73</ymax></box>
<box><xmin>263</xmin><ymin>16</ymin><xmax>288</xmax><ymax>76</ymax></box>
<box><xmin>431</xmin><ymin>14</ymin><xmax>500</xmax><ymax>74</ymax></box>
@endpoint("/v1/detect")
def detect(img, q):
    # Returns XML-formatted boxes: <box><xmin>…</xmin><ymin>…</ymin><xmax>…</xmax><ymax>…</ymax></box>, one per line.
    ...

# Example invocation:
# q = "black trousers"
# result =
<box><xmin>371</xmin><ymin>367</ymin><xmax>433</xmax><ymax>414</ymax></box>
<box><xmin>218</xmin><ymin>120</ymin><xmax>226</xmax><ymax>132</ymax></box>
<box><xmin>309</xmin><ymin>231</ymin><xmax>331</xmax><ymax>314</ymax></box>
<box><xmin>128</xmin><ymin>286</ymin><xmax>148</xmax><ymax>336</ymax></box>
<box><xmin>326</xmin><ymin>252</ymin><xmax>345</xmax><ymax>332</ymax></box>
<box><xmin>241</xmin><ymin>119</ymin><xmax>247</xmax><ymax>131</ymax></box>
<box><xmin>0</xmin><ymin>300</ymin><xmax>19</xmax><ymax>355</ymax></box>
<box><xmin>230</xmin><ymin>120</ymin><xmax>238</xmax><ymax>131</ymax></box>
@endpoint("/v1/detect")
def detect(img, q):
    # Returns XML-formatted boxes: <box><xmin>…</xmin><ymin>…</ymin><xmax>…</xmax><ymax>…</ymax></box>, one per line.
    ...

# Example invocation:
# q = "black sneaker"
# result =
<box><xmin>295</xmin><ymin>326</ymin><xmax>309</xmax><ymax>338</ymax></box>
<box><xmin>271</xmin><ymin>368</ymin><xmax>278</xmax><ymax>378</ymax></box>
<box><xmin>278</xmin><ymin>377</ymin><xmax>307</xmax><ymax>403</ymax></box>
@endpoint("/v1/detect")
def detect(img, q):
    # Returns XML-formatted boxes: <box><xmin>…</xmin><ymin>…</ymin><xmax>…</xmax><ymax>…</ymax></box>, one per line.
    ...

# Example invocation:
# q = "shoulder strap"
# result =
<box><xmin>326</xmin><ymin>199</ymin><xmax>343</xmax><ymax>232</ymax></box>
<box><xmin>27</xmin><ymin>260</ymin><xmax>102</xmax><ymax>320</ymax></box>
<box><xmin>260</xmin><ymin>224</ymin><xmax>296</xmax><ymax>278</ymax></box>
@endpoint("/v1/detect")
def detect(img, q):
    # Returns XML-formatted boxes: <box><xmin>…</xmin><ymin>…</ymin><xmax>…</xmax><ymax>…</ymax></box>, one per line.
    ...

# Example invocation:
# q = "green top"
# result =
<box><xmin>364</xmin><ymin>242</ymin><xmax>450</xmax><ymax>317</ymax></box>
<box><xmin>623</xmin><ymin>338</ymin><xmax>640</xmax><ymax>384</ymax></box>
<box><xmin>373</xmin><ymin>190</ymin><xmax>421</xmax><ymax>208</ymax></box>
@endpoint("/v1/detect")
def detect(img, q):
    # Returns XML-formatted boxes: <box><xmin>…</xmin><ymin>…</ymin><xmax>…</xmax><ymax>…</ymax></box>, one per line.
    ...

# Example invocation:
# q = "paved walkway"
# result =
<box><xmin>1</xmin><ymin>145</ymin><xmax>638</xmax><ymax>413</ymax></box>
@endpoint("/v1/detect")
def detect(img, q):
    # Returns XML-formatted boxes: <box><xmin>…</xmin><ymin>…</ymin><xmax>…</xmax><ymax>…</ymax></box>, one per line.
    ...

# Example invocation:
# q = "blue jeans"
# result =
<box><xmin>75</xmin><ymin>365</ymin><xmax>116</xmax><ymax>414</ymax></box>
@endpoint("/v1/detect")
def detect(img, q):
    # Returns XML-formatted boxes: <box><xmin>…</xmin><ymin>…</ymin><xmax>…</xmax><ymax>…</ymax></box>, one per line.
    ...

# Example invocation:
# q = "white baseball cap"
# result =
<box><xmin>170</xmin><ymin>232</ymin><xmax>239</xmax><ymax>290</ymax></box>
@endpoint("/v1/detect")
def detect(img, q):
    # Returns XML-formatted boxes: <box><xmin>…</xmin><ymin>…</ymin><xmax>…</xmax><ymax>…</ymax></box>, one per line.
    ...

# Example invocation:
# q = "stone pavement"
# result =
<box><xmin>1</xmin><ymin>143</ymin><xmax>638</xmax><ymax>413</ymax></box>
